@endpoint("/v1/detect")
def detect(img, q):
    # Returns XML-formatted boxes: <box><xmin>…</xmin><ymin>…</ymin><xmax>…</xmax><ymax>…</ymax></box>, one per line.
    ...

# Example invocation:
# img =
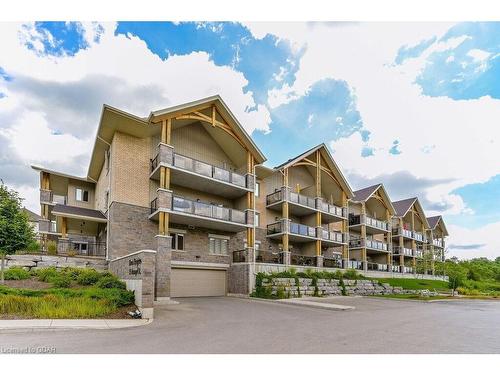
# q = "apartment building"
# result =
<box><xmin>33</xmin><ymin>96</ymin><xmax>448</xmax><ymax>300</ymax></box>
<box><xmin>427</xmin><ymin>216</ymin><xmax>448</xmax><ymax>264</ymax></box>
<box><xmin>249</xmin><ymin>144</ymin><xmax>353</xmax><ymax>269</ymax></box>
<box><xmin>348</xmin><ymin>184</ymin><xmax>396</xmax><ymax>272</ymax></box>
<box><xmin>391</xmin><ymin>198</ymin><xmax>429</xmax><ymax>274</ymax></box>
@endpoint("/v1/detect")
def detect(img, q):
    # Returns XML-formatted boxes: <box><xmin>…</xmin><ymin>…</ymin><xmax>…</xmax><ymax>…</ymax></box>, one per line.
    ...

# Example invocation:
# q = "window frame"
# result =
<box><xmin>255</xmin><ymin>182</ymin><xmax>260</xmax><ymax>197</ymax></box>
<box><xmin>208</xmin><ymin>234</ymin><xmax>230</xmax><ymax>256</ymax></box>
<box><xmin>75</xmin><ymin>188</ymin><xmax>89</xmax><ymax>202</ymax></box>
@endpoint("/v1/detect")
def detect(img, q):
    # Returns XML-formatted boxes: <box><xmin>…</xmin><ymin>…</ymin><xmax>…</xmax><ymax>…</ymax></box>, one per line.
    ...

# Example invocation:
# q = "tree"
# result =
<box><xmin>0</xmin><ymin>182</ymin><xmax>35</xmax><ymax>283</ymax></box>
<box><xmin>445</xmin><ymin>261</ymin><xmax>467</xmax><ymax>296</ymax></box>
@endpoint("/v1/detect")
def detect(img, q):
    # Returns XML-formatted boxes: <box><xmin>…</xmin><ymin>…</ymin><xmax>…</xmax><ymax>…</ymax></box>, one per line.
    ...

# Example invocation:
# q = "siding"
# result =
<box><xmin>110</xmin><ymin>132</ymin><xmax>151</xmax><ymax>208</ymax></box>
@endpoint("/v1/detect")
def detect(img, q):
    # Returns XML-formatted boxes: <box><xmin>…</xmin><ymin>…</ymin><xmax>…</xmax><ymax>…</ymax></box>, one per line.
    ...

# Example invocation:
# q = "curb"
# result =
<box><xmin>0</xmin><ymin>318</ymin><xmax>153</xmax><ymax>331</ymax></box>
<box><xmin>244</xmin><ymin>296</ymin><xmax>355</xmax><ymax>311</ymax></box>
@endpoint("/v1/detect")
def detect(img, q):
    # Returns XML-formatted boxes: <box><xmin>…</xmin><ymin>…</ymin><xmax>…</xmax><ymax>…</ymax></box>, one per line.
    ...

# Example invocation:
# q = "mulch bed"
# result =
<box><xmin>2</xmin><ymin>278</ymin><xmax>52</xmax><ymax>290</ymax></box>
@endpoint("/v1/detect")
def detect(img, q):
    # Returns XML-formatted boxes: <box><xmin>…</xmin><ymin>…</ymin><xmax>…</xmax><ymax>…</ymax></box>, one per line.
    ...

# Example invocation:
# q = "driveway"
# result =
<box><xmin>1</xmin><ymin>296</ymin><xmax>500</xmax><ymax>354</ymax></box>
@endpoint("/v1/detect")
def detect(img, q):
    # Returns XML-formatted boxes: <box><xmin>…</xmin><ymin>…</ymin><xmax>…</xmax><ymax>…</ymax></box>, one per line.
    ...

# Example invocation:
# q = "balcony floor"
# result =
<box><xmin>151</xmin><ymin>164</ymin><xmax>250</xmax><ymax>199</ymax></box>
<box><xmin>349</xmin><ymin>223</ymin><xmax>388</xmax><ymax>235</ymax></box>
<box><xmin>150</xmin><ymin>209</ymin><xmax>250</xmax><ymax>233</ymax></box>
<box><xmin>266</xmin><ymin>200</ymin><xmax>316</xmax><ymax>217</ymax></box>
<box><xmin>266</xmin><ymin>232</ymin><xmax>317</xmax><ymax>243</ymax></box>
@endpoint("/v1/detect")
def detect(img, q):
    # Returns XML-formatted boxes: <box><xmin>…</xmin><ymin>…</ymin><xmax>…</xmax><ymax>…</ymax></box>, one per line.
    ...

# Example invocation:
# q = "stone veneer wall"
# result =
<box><xmin>3</xmin><ymin>254</ymin><xmax>108</xmax><ymax>271</ymax></box>
<box><xmin>227</xmin><ymin>263</ymin><xmax>250</xmax><ymax>294</ymax></box>
<box><xmin>109</xmin><ymin>250</ymin><xmax>156</xmax><ymax>318</ymax></box>
<box><xmin>107</xmin><ymin>201</ymin><xmax>157</xmax><ymax>260</ymax></box>
<box><xmin>262</xmin><ymin>278</ymin><xmax>438</xmax><ymax>297</ymax></box>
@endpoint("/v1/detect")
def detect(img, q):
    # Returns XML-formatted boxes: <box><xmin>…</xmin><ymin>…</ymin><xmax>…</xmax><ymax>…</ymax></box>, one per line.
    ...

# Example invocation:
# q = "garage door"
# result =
<box><xmin>171</xmin><ymin>268</ymin><xmax>226</xmax><ymax>297</ymax></box>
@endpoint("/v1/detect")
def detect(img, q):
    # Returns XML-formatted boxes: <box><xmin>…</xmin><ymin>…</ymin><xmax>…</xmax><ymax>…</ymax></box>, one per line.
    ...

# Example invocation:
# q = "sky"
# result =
<box><xmin>0</xmin><ymin>21</ymin><xmax>499</xmax><ymax>259</ymax></box>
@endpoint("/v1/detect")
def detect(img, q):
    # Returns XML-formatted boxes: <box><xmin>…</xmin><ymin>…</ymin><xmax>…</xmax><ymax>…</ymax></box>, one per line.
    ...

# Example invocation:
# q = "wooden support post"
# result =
<box><xmin>341</xmin><ymin>191</ymin><xmax>349</xmax><ymax>265</ymax></box>
<box><xmin>246</xmin><ymin>151</ymin><xmax>255</xmax><ymax>249</ymax></box>
<box><xmin>282</xmin><ymin>167</ymin><xmax>289</xmax><ymax>252</ymax></box>
<box><xmin>61</xmin><ymin>217</ymin><xmax>67</xmax><ymax>238</ymax></box>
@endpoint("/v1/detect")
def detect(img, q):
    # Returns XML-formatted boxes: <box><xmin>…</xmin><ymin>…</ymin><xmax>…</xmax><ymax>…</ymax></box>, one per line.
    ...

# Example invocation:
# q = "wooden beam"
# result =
<box><xmin>316</xmin><ymin>150</ymin><xmax>321</xmax><ymax>197</ymax></box>
<box><xmin>161</xmin><ymin>119</ymin><xmax>167</xmax><ymax>143</ymax></box>
<box><xmin>166</xmin><ymin>118</ymin><xmax>172</xmax><ymax>145</ymax></box>
<box><xmin>61</xmin><ymin>217</ymin><xmax>67</xmax><ymax>238</ymax></box>
<box><xmin>212</xmin><ymin>105</ymin><xmax>216</xmax><ymax>127</ymax></box>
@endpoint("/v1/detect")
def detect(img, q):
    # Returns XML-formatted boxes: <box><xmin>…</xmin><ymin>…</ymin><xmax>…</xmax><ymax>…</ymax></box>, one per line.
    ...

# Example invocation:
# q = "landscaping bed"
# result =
<box><xmin>0</xmin><ymin>267</ymin><xmax>136</xmax><ymax>319</ymax></box>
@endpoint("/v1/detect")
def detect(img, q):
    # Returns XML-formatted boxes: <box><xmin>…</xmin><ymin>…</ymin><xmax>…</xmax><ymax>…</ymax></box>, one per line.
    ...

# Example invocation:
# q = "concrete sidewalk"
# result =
<box><xmin>249</xmin><ymin>296</ymin><xmax>355</xmax><ymax>311</ymax></box>
<box><xmin>0</xmin><ymin>318</ymin><xmax>152</xmax><ymax>331</ymax></box>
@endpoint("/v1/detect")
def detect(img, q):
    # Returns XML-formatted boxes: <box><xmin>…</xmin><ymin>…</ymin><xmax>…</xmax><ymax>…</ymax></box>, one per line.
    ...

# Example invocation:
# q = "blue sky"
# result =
<box><xmin>1</xmin><ymin>21</ymin><xmax>500</xmax><ymax>258</ymax></box>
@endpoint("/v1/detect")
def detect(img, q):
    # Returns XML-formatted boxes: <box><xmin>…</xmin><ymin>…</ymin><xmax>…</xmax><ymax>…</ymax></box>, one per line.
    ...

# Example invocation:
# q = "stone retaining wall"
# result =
<box><xmin>3</xmin><ymin>254</ymin><xmax>108</xmax><ymax>271</ymax></box>
<box><xmin>262</xmin><ymin>277</ymin><xmax>437</xmax><ymax>297</ymax></box>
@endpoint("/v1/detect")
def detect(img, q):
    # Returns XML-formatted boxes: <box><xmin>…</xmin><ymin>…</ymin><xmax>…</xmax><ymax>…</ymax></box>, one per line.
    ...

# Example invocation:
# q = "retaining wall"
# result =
<box><xmin>2</xmin><ymin>254</ymin><xmax>108</xmax><ymax>271</ymax></box>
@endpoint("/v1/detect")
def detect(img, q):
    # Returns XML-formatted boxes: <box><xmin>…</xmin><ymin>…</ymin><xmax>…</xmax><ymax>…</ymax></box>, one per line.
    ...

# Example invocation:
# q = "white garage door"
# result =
<box><xmin>171</xmin><ymin>268</ymin><xmax>226</xmax><ymax>297</ymax></box>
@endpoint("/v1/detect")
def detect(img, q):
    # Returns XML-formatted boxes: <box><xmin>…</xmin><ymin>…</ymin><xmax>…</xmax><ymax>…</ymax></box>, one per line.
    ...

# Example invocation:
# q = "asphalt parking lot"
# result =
<box><xmin>1</xmin><ymin>296</ymin><xmax>500</xmax><ymax>354</ymax></box>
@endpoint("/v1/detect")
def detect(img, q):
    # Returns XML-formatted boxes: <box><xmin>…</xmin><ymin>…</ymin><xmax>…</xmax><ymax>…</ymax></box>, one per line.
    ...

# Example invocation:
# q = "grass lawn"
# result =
<box><xmin>371</xmin><ymin>294</ymin><xmax>500</xmax><ymax>301</ymax></box>
<box><xmin>0</xmin><ymin>267</ymin><xmax>135</xmax><ymax>319</ymax></box>
<box><xmin>372</xmin><ymin>278</ymin><xmax>450</xmax><ymax>291</ymax></box>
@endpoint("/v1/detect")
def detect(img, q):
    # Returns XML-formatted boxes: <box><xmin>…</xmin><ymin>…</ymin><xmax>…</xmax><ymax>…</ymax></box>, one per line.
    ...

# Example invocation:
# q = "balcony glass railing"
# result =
<box><xmin>151</xmin><ymin>152</ymin><xmax>248</xmax><ymax>189</ymax></box>
<box><xmin>255</xmin><ymin>249</ymin><xmax>283</xmax><ymax>264</ymax></box>
<box><xmin>393</xmin><ymin>246</ymin><xmax>413</xmax><ymax>256</ymax></box>
<box><xmin>413</xmin><ymin>231</ymin><xmax>425</xmax><ymax>242</ymax></box>
<box><xmin>289</xmin><ymin>222</ymin><xmax>316</xmax><ymax>237</ymax></box>
<box><xmin>365</xmin><ymin>216</ymin><xmax>389</xmax><ymax>231</ymax></box>
<box><xmin>433</xmin><ymin>239</ymin><xmax>444</xmax><ymax>247</ymax></box>
<box><xmin>317</xmin><ymin>201</ymin><xmax>345</xmax><ymax>218</ymax></box>
<box><xmin>348</xmin><ymin>260</ymin><xmax>364</xmax><ymax>270</ymax></box>
<box><xmin>392</xmin><ymin>227</ymin><xmax>413</xmax><ymax>238</ymax></box>
<box><xmin>365</xmin><ymin>239</ymin><xmax>389</xmax><ymax>251</ymax></box>
<box><xmin>171</xmin><ymin>196</ymin><xmax>247</xmax><ymax>224</ymax></box>
<box><xmin>392</xmin><ymin>265</ymin><xmax>401</xmax><ymax>273</ymax></box>
<box><xmin>266</xmin><ymin>190</ymin><xmax>283</xmax><ymax>205</ymax></box>
<box><xmin>289</xmin><ymin>192</ymin><xmax>316</xmax><ymax>209</ymax></box>
<box><xmin>290</xmin><ymin>253</ymin><xmax>316</xmax><ymax>266</ymax></box>
<box><xmin>367</xmin><ymin>262</ymin><xmax>389</xmax><ymax>272</ymax></box>
<box><xmin>321</xmin><ymin>230</ymin><xmax>344</xmax><ymax>243</ymax></box>
<box><xmin>403</xmin><ymin>266</ymin><xmax>414</xmax><ymax>274</ymax></box>
<box><xmin>415</xmin><ymin>250</ymin><xmax>423</xmax><ymax>258</ymax></box>
<box><xmin>323</xmin><ymin>257</ymin><xmax>343</xmax><ymax>269</ymax></box>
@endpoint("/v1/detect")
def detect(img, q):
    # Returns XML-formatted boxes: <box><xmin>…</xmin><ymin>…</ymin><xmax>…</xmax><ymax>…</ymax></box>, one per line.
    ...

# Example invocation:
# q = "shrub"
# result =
<box><xmin>67</xmin><ymin>250</ymin><xmax>77</xmax><ymax>257</ymax></box>
<box><xmin>47</xmin><ymin>241</ymin><xmax>57</xmax><ymax>255</ymax></box>
<box><xmin>343</xmin><ymin>269</ymin><xmax>360</xmax><ymax>280</ymax></box>
<box><xmin>95</xmin><ymin>275</ymin><xmax>126</xmax><ymax>290</ymax></box>
<box><xmin>26</xmin><ymin>241</ymin><xmax>41</xmax><ymax>253</ymax></box>
<box><xmin>4</xmin><ymin>267</ymin><xmax>31</xmax><ymax>280</ymax></box>
<box><xmin>36</xmin><ymin>267</ymin><xmax>59</xmax><ymax>283</ymax></box>
<box><xmin>51</xmin><ymin>275</ymin><xmax>72</xmax><ymax>288</ymax></box>
<box><xmin>76</xmin><ymin>269</ymin><xmax>102</xmax><ymax>286</ymax></box>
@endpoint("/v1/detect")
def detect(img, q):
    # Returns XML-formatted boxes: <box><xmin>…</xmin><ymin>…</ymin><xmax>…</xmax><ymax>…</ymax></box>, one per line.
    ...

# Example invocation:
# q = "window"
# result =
<box><xmin>171</xmin><ymin>233</ymin><xmax>184</xmax><ymax>251</ymax></box>
<box><xmin>255</xmin><ymin>182</ymin><xmax>260</xmax><ymax>197</ymax></box>
<box><xmin>76</xmin><ymin>188</ymin><xmax>89</xmax><ymax>202</ymax></box>
<box><xmin>209</xmin><ymin>235</ymin><xmax>229</xmax><ymax>255</ymax></box>
<box><xmin>255</xmin><ymin>212</ymin><xmax>260</xmax><ymax>227</ymax></box>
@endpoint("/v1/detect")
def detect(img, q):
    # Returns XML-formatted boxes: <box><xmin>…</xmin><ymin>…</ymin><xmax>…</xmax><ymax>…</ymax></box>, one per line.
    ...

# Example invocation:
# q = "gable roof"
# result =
<box><xmin>87</xmin><ymin>95</ymin><xmax>266</xmax><ymax>181</ymax></box>
<box><xmin>392</xmin><ymin>197</ymin><xmax>430</xmax><ymax>228</ymax></box>
<box><xmin>149</xmin><ymin>95</ymin><xmax>266</xmax><ymax>164</ymax></box>
<box><xmin>352</xmin><ymin>183</ymin><xmax>396</xmax><ymax>215</ymax></box>
<box><xmin>392</xmin><ymin>197</ymin><xmax>417</xmax><ymax>217</ymax></box>
<box><xmin>23</xmin><ymin>208</ymin><xmax>42</xmax><ymax>222</ymax></box>
<box><xmin>427</xmin><ymin>215</ymin><xmax>449</xmax><ymax>236</ymax></box>
<box><xmin>274</xmin><ymin>143</ymin><xmax>354</xmax><ymax>199</ymax></box>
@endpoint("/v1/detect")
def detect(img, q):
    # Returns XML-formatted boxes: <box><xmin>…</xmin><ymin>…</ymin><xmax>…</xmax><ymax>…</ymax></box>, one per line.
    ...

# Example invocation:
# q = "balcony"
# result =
<box><xmin>266</xmin><ymin>187</ymin><xmax>346</xmax><ymax>222</ymax></box>
<box><xmin>290</xmin><ymin>253</ymin><xmax>317</xmax><ymax>267</ymax></box>
<box><xmin>150</xmin><ymin>145</ymin><xmax>253</xmax><ymax>198</ymax></box>
<box><xmin>266</xmin><ymin>188</ymin><xmax>316</xmax><ymax>216</ymax></box>
<box><xmin>38</xmin><ymin>219</ymin><xmax>58</xmax><ymax>234</ymax></box>
<box><xmin>432</xmin><ymin>238</ymin><xmax>444</xmax><ymax>248</ymax></box>
<box><xmin>391</xmin><ymin>265</ymin><xmax>401</xmax><ymax>273</ymax></box>
<box><xmin>266</xmin><ymin>220</ymin><xmax>317</xmax><ymax>242</ymax></box>
<box><xmin>392</xmin><ymin>227</ymin><xmax>413</xmax><ymax>239</ymax></box>
<box><xmin>402</xmin><ymin>266</ymin><xmax>414</xmax><ymax>274</ymax></box>
<box><xmin>349</xmin><ymin>214</ymin><xmax>390</xmax><ymax>234</ymax></box>
<box><xmin>150</xmin><ymin>194</ymin><xmax>251</xmax><ymax>232</ymax></box>
<box><xmin>393</xmin><ymin>246</ymin><xmax>414</xmax><ymax>256</ymax></box>
<box><xmin>348</xmin><ymin>260</ymin><xmax>364</xmax><ymax>270</ymax></box>
<box><xmin>349</xmin><ymin>237</ymin><xmax>389</xmax><ymax>252</ymax></box>
<box><xmin>232</xmin><ymin>249</ymin><xmax>284</xmax><ymax>264</ymax></box>
<box><xmin>415</xmin><ymin>250</ymin><xmax>423</xmax><ymax>258</ymax></box>
<box><xmin>413</xmin><ymin>231</ymin><xmax>425</xmax><ymax>242</ymax></box>
<box><xmin>319</xmin><ymin>228</ymin><xmax>347</xmax><ymax>245</ymax></box>
<box><xmin>39</xmin><ymin>189</ymin><xmax>67</xmax><ymax>206</ymax></box>
<box><xmin>367</xmin><ymin>262</ymin><xmax>389</xmax><ymax>272</ymax></box>
<box><xmin>323</xmin><ymin>256</ymin><xmax>343</xmax><ymax>269</ymax></box>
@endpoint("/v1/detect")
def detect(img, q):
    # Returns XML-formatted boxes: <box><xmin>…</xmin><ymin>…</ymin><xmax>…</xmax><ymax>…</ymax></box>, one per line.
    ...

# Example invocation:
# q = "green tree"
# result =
<box><xmin>445</xmin><ymin>261</ymin><xmax>467</xmax><ymax>296</ymax></box>
<box><xmin>0</xmin><ymin>182</ymin><xmax>35</xmax><ymax>283</ymax></box>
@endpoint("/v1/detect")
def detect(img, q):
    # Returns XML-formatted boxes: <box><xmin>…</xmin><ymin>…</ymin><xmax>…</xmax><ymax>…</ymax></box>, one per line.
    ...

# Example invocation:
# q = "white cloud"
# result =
<box><xmin>245</xmin><ymin>22</ymin><xmax>500</xmax><ymax>259</ymax></box>
<box><xmin>448</xmin><ymin>223</ymin><xmax>500</xmax><ymax>260</ymax></box>
<box><xmin>0</xmin><ymin>22</ymin><xmax>272</xmax><ymax>213</ymax></box>
<box><xmin>467</xmin><ymin>48</ymin><xmax>491</xmax><ymax>62</ymax></box>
